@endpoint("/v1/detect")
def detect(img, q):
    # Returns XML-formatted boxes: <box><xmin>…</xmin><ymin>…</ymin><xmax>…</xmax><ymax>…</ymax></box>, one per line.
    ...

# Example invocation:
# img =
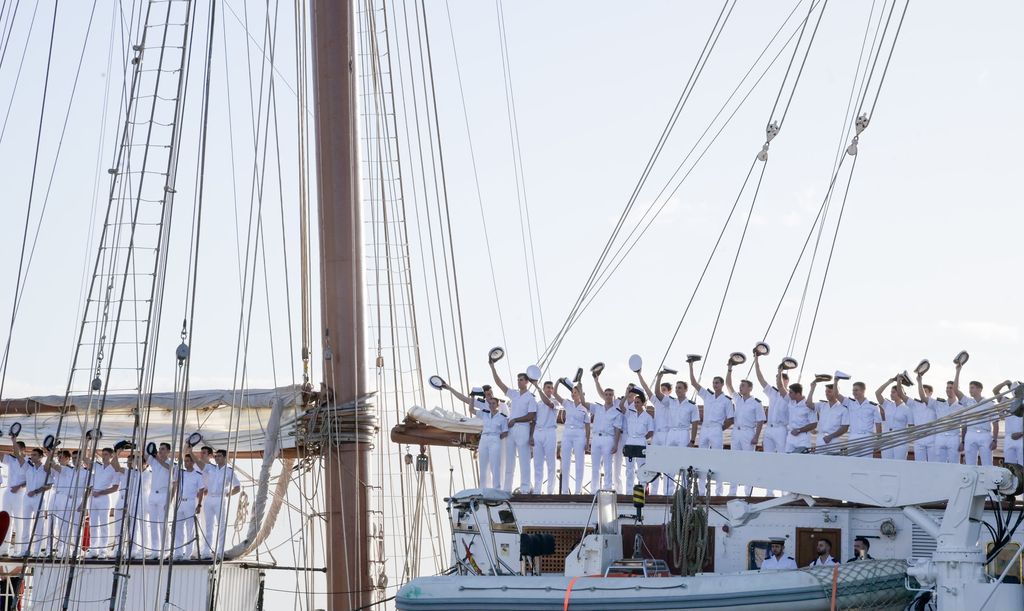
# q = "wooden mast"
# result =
<box><xmin>310</xmin><ymin>0</ymin><xmax>371</xmax><ymax>609</ymax></box>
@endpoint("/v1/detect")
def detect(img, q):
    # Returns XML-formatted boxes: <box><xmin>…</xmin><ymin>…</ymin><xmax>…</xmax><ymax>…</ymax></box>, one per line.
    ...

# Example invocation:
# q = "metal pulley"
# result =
<box><xmin>92</xmin><ymin>375</ymin><xmax>103</xmax><ymax>391</ymax></box>
<box><xmin>176</xmin><ymin>341</ymin><xmax>190</xmax><ymax>363</ymax></box>
<box><xmin>415</xmin><ymin>452</ymin><xmax>429</xmax><ymax>472</ymax></box>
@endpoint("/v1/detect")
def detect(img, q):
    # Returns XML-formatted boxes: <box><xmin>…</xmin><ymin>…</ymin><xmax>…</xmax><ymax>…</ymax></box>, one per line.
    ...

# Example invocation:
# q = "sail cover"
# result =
<box><xmin>0</xmin><ymin>386</ymin><xmax>306</xmax><ymax>454</ymax></box>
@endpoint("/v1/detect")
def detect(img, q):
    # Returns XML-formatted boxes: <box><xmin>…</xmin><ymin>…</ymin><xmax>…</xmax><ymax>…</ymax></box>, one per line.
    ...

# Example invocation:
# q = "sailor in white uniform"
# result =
<box><xmin>173</xmin><ymin>451</ymin><xmax>206</xmax><ymax>560</ymax></box>
<box><xmin>726</xmin><ymin>369</ymin><xmax>764</xmax><ymax>495</ymax></box>
<box><xmin>807</xmin><ymin>538</ymin><xmax>837</xmax><ymax>567</ymax></box>
<box><xmin>754</xmin><ymin>355</ymin><xmax>790</xmax><ymax>455</ymax></box>
<box><xmin>955</xmin><ymin>374</ymin><xmax>996</xmax><ymax>466</ymax></box>
<box><xmin>760</xmin><ymin>537</ymin><xmax>797</xmax><ymax>570</ymax></box>
<box><xmin>87</xmin><ymin>447</ymin><xmax>120</xmax><ymax>558</ymax></box>
<box><xmin>875</xmin><ymin>378</ymin><xmax>911</xmax><ymax>460</ymax></box>
<box><xmin>690</xmin><ymin>361</ymin><xmax>734</xmax><ymax>494</ymax></box>
<box><xmin>636</xmin><ymin>371</ymin><xmax>699</xmax><ymax>495</ymax></box>
<box><xmin>22</xmin><ymin>448</ymin><xmax>51</xmax><ymax>556</ymax></box>
<box><xmin>913</xmin><ymin>371</ymin><xmax>959</xmax><ymax>464</ymax></box>
<box><xmin>533</xmin><ymin>382</ymin><xmax>559</xmax><ymax>494</ymax></box>
<box><xmin>145</xmin><ymin>443</ymin><xmax>174</xmax><ymax>558</ymax></box>
<box><xmin>552</xmin><ymin>382</ymin><xmax>591</xmax><ymax>495</ymax></box>
<box><xmin>110</xmin><ymin>443</ymin><xmax>145</xmax><ymax>558</ymax></box>
<box><xmin>200</xmin><ymin>449</ymin><xmax>241</xmax><ymax>559</ymax></box>
<box><xmin>621</xmin><ymin>390</ymin><xmax>654</xmax><ymax>493</ymax></box>
<box><xmin>784</xmin><ymin>383</ymin><xmax>814</xmax><ymax>453</ymax></box>
<box><xmin>489</xmin><ymin>362</ymin><xmax>538</xmax><ymax>493</ymax></box>
<box><xmin>907</xmin><ymin>374</ymin><xmax>938</xmax><ymax>462</ymax></box>
<box><xmin>470</xmin><ymin>395</ymin><xmax>509</xmax><ymax>489</ymax></box>
<box><xmin>590</xmin><ymin>371</ymin><xmax>622</xmax><ymax>492</ymax></box>
<box><xmin>48</xmin><ymin>450</ymin><xmax>83</xmax><ymax>556</ymax></box>
<box><xmin>807</xmin><ymin>381</ymin><xmax>849</xmax><ymax>449</ymax></box>
<box><xmin>844</xmin><ymin>382</ymin><xmax>882</xmax><ymax>457</ymax></box>
<box><xmin>1</xmin><ymin>441</ymin><xmax>27</xmax><ymax>555</ymax></box>
<box><xmin>994</xmin><ymin>380</ymin><xmax>1023</xmax><ymax>466</ymax></box>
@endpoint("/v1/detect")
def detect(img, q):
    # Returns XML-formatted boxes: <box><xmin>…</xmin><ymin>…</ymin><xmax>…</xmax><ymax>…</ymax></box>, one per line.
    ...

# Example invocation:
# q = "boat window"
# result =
<box><xmin>986</xmin><ymin>542</ymin><xmax>1022</xmax><ymax>584</ymax></box>
<box><xmin>497</xmin><ymin>509</ymin><xmax>515</xmax><ymax>524</ymax></box>
<box><xmin>488</xmin><ymin>504</ymin><xmax>518</xmax><ymax>532</ymax></box>
<box><xmin>747</xmin><ymin>540</ymin><xmax>772</xmax><ymax>570</ymax></box>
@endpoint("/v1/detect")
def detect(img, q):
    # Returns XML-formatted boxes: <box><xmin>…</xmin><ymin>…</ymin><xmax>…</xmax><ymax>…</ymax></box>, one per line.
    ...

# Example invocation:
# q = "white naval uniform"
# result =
<box><xmin>590</xmin><ymin>404</ymin><xmax>621</xmax><ymax>492</ymax></box>
<box><xmin>761</xmin><ymin>385</ymin><xmax>791</xmax><ymax>454</ymax></box>
<box><xmin>22</xmin><ymin>462</ymin><xmax>48</xmax><ymax>555</ymax></box>
<box><xmin>503</xmin><ymin>389</ymin><xmax>537</xmax><ymax>493</ymax></box>
<box><xmin>726</xmin><ymin>394</ymin><xmax>765</xmax><ymax>495</ymax></box>
<box><xmin>475</xmin><ymin>404</ymin><xmax>508</xmax><ymax>490</ymax></box>
<box><xmin>147</xmin><ymin>459</ymin><xmax>173</xmax><ymax>556</ymax></box>
<box><xmin>845</xmin><ymin>398</ymin><xmax>882</xmax><ymax>457</ymax></box>
<box><xmin>960</xmin><ymin>396</ymin><xmax>994</xmax><ymax>466</ymax></box>
<box><xmin>560</xmin><ymin>400</ymin><xmax>591</xmax><ymax>494</ymax></box>
<box><xmin>201</xmin><ymin>463</ymin><xmax>240</xmax><ymax>558</ymax></box>
<box><xmin>786</xmin><ymin>397</ymin><xmax>815</xmax><ymax>453</ymax></box>
<box><xmin>89</xmin><ymin>462</ymin><xmax>119</xmax><ymax>555</ymax></box>
<box><xmin>906</xmin><ymin>398</ymin><xmax>936</xmax><ymax>461</ymax></box>
<box><xmin>51</xmin><ymin>465</ymin><xmax>85</xmax><ymax>555</ymax></box>
<box><xmin>931</xmin><ymin>399</ymin><xmax>961</xmax><ymax>464</ymax></box>
<box><xmin>532</xmin><ymin>396</ymin><xmax>559</xmax><ymax>494</ymax></box>
<box><xmin>114</xmin><ymin>466</ymin><xmax>145</xmax><ymax>557</ymax></box>
<box><xmin>651</xmin><ymin>395</ymin><xmax>699</xmax><ymax>495</ymax></box>
<box><xmin>880</xmin><ymin>400</ymin><xmax>911</xmax><ymax>460</ymax></box>
<box><xmin>815</xmin><ymin>400</ymin><xmax>850</xmax><ymax>449</ymax></box>
<box><xmin>174</xmin><ymin>466</ymin><xmax>205</xmax><ymax>558</ymax></box>
<box><xmin>621</xmin><ymin>408</ymin><xmax>654</xmax><ymax>493</ymax></box>
<box><xmin>808</xmin><ymin>555</ymin><xmax>837</xmax><ymax>567</ymax></box>
<box><xmin>1005</xmin><ymin>411</ymin><xmax>1023</xmax><ymax>466</ymax></box>
<box><xmin>697</xmin><ymin>388</ymin><xmax>734</xmax><ymax>449</ymax></box>
<box><xmin>761</xmin><ymin>554</ymin><xmax>798</xmax><ymax>570</ymax></box>
<box><xmin>1</xmin><ymin>454</ymin><xmax>27</xmax><ymax>553</ymax></box>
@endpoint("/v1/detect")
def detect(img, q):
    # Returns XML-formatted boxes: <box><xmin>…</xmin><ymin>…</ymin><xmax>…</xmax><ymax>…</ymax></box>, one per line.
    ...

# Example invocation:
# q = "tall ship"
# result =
<box><xmin>0</xmin><ymin>1</ymin><xmax>1020</xmax><ymax>610</ymax></box>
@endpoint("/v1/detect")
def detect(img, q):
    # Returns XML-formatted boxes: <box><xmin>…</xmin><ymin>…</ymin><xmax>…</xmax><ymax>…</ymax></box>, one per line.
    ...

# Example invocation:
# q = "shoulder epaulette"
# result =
<box><xmin>754</xmin><ymin>398</ymin><xmax>762</xmax><ymax>403</ymax></box>
<box><xmin>868</xmin><ymin>401</ymin><xmax>878</xmax><ymax>406</ymax></box>
<box><xmin>936</xmin><ymin>398</ymin><xmax>947</xmax><ymax>403</ymax></box>
<box><xmin>498</xmin><ymin>412</ymin><xmax>507</xmax><ymax>417</ymax></box>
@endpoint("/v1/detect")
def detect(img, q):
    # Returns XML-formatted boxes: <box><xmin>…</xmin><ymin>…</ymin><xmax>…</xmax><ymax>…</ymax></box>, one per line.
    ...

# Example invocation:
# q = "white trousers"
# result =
<box><xmin>881</xmin><ymin>442</ymin><xmax>909</xmax><ymax>461</ymax></box>
<box><xmin>1</xmin><ymin>488</ymin><xmax>24</xmax><ymax>552</ymax></box>
<box><xmin>649</xmin><ymin>431</ymin><xmax>670</xmax><ymax>495</ymax></box>
<box><xmin>612</xmin><ymin>437</ymin><xmax>626</xmax><ymax>493</ymax></box>
<box><xmin>590</xmin><ymin>434</ymin><xmax>616</xmax><ymax>492</ymax></box>
<box><xmin>697</xmin><ymin>427</ymin><xmax>724</xmax><ymax>494</ymax></box>
<box><xmin>785</xmin><ymin>431</ymin><xmax>810</xmax><ymax>453</ymax></box>
<box><xmin>532</xmin><ymin>428</ymin><xmax>557</xmax><ymax>494</ymax></box>
<box><xmin>726</xmin><ymin>429</ymin><xmax>756</xmax><ymax>495</ymax></box>
<box><xmin>932</xmin><ymin>436</ymin><xmax>960</xmax><ymax>464</ymax></box>
<box><xmin>201</xmin><ymin>495</ymin><xmax>229</xmax><ymax>557</ymax></box>
<box><xmin>913</xmin><ymin>442</ymin><xmax>933</xmax><ymax>462</ymax></box>
<box><xmin>52</xmin><ymin>494</ymin><xmax>83</xmax><ymax>555</ymax></box>
<box><xmin>20</xmin><ymin>492</ymin><xmax>46</xmax><ymax>555</ymax></box>
<box><xmin>478</xmin><ymin>435</ymin><xmax>503</xmax><ymax>489</ymax></box>
<box><xmin>173</xmin><ymin>497</ymin><xmax>197</xmax><ymax>557</ymax></box>
<box><xmin>560</xmin><ymin>429</ymin><xmax>586</xmax><ymax>494</ymax></box>
<box><xmin>847</xmin><ymin>432</ymin><xmax>874</xmax><ymax>457</ymax></box>
<box><xmin>763</xmin><ymin>426</ymin><xmax>787</xmax><ymax>454</ymax></box>
<box><xmin>147</xmin><ymin>493</ymin><xmax>169</xmax><ymax>555</ymax></box>
<box><xmin>1005</xmin><ymin>439</ymin><xmax>1023</xmax><ymax>466</ymax></box>
<box><xmin>89</xmin><ymin>495</ymin><xmax>112</xmax><ymax>552</ymax></box>
<box><xmin>964</xmin><ymin>431</ymin><xmax>993</xmax><ymax>466</ymax></box>
<box><xmin>503</xmin><ymin>425</ymin><xmax>532</xmax><ymax>492</ymax></box>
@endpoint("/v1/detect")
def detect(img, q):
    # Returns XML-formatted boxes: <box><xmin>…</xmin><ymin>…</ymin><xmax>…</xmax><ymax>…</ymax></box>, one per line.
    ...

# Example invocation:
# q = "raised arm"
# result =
<box><xmin>593</xmin><ymin>371</ymin><xmax>605</xmax><ymax>401</ymax></box>
<box><xmin>688</xmin><ymin>361</ymin><xmax>703</xmax><ymax>393</ymax></box>
<box><xmin>805</xmin><ymin>381</ymin><xmax>818</xmax><ymax>409</ymax></box>
<box><xmin>753</xmin><ymin>354</ymin><xmax>769</xmax><ymax>389</ymax></box>
<box><xmin>916</xmin><ymin>372</ymin><xmax>927</xmax><ymax>403</ymax></box>
<box><xmin>725</xmin><ymin>365</ymin><xmax>736</xmax><ymax>396</ymax></box>
<box><xmin>636</xmin><ymin>371</ymin><xmax>656</xmax><ymax>403</ymax></box>
<box><xmin>993</xmin><ymin>379</ymin><xmax>1012</xmax><ymax>396</ymax></box>
<box><xmin>874</xmin><ymin>377</ymin><xmax>893</xmax><ymax>406</ymax></box>
<box><xmin>490</xmin><ymin>361</ymin><xmax>509</xmax><ymax>394</ymax></box>
<box><xmin>952</xmin><ymin>362</ymin><xmax>965</xmax><ymax>401</ymax></box>
<box><xmin>444</xmin><ymin>384</ymin><xmax>474</xmax><ymax>407</ymax></box>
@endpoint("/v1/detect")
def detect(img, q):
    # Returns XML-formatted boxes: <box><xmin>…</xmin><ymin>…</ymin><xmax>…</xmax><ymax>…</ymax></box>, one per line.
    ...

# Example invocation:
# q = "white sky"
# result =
<box><xmin>0</xmin><ymin>0</ymin><xmax>1022</xmax><ymax>606</ymax></box>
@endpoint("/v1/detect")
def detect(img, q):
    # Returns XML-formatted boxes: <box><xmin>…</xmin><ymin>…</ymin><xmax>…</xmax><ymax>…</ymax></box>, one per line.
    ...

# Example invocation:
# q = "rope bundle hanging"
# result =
<box><xmin>667</xmin><ymin>468</ymin><xmax>709</xmax><ymax>576</ymax></box>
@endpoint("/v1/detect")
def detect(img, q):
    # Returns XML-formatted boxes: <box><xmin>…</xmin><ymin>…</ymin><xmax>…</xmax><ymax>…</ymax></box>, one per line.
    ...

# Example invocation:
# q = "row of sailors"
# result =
<box><xmin>0</xmin><ymin>442</ymin><xmax>240</xmax><ymax>560</ymax></box>
<box><xmin>437</xmin><ymin>354</ymin><xmax>1023</xmax><ymax>495</ymax></box>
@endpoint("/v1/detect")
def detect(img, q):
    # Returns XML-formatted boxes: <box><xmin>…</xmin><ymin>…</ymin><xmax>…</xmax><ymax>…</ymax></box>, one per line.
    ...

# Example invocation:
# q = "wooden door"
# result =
<box><xmin>795</xmin><ymin>527</ymin><xmax>841</xmax><ymax>568</ymax></box>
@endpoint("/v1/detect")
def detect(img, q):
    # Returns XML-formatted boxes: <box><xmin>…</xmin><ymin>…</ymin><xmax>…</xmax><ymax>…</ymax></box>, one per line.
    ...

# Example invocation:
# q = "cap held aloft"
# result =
<box><xmin>728</xmin><ymin>352</ymin><xmax>746</xmax><ymax>366</ymax></box>
<box><xmin>953</xmin><ymin>350</ymin><xmax>970</xmax><ymax>367</ymax></box>
<box><xmin>914</xmin><ymin>359</ymin><xmax>930</xmax><ymax>376</ymax></box>
<box><xmin>753</xmin><ymin>342</ymin><xmax>770</xmax><ymax>356</ymax></box>
<box><xmin>488</xmin><ymin>346</ymin><xmax>505</xmax><ymax>364</ymax></box>
<box><xmin>779</xmin><ymin>357</ymin><xmax>798</xmax><ymax>371</ymax></box>
<box><xmin>525</xmin><ymin>365</ymin><xmax>542</xmax><ymax>382</ymax></box>
<box><xmin>686</xmin><ymin>354</ymin><xmax>702</xmax><ymax>364</ymax></box>
<box><xmin>628</xmin><ymin>354</ymin><xmax>643</xmax><ymax>373</ymax></box>
<box><xmin>428</xmin><ymin>375</ymin><xmax>446</xmax><ymax>390</ymax></box>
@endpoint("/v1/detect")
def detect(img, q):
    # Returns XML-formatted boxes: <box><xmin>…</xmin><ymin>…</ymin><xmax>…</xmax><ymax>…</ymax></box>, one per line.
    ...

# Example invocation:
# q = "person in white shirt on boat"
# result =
<box><xmin>807</xmin><ymin>538</ymin><xmax>837</xmax><ymax>567</ymax></box>
<box><xmin>1</xmin><ymin>440</ymin><xmax>28</xmax><ymax>556</ymax></box>
<box><xmin>845</xmin><ymin>382</ymin><xmax>882</xmax><ymax>457</ymax></box>
<box><xmin>200</xmin><ymin>449</ymin><xmax>241</xmax><ymax>559</ymax></box>
<box><xmin>875</xmin><ymin>377</ymin><xmax>911</xmax><ymax>460</ymax></box>
<box><xmin>533</xmin><ymin>381</ymin><xmax>559</xmax><ymax>495</ymax></box>
<box><xmin>490</xmin><ymin>363</ymin><xmax>538</xmax><ymax>493</ymax></box>
<box><xmin>753</xmin><ymin>355</ymin><xmax>790</xmax><ymax>455</ymax></box>
<box><xmin>173</xmin><ymin>450</ymin><xmax>207</xmax><ymax>560</ymax></box>
<box><xmin>636</xmin><ymin>370</ymin><xmax>699</xmax><ymax>495</ymax></box>
<box><xmin>468</xmin><ymin>394</ymin><xmax>509</xmax><ymax>490</ymax></box>
<box><xmin>807</xmin><ymin>380</ymin><xmax>849</xmax><ymax>449</ymax></box>
<box><xmin>552</xmin><ymin>382</ymin><xmax>590</xmax><ymax>495</ymax></box>
<box><xmin>993</xmin><ymin>380</ymin><xmax>1023</xmax><ymax>466</ymax></box>
<box><xmin>760</xmin><ymin>537</ymin><xmax>797</xmax><ymax>570</ymax></box>
<box><xmin>144</xmin><ymin>442</ymin><xmax>174</xmax><ymax>558</ymax></box>
<box><xmin>590</xmin><ymin>370</ymin><xmax>622</xmax><ymax>493</ymax></box>
<box><xmin>621</xmin><ymin>389</ymin><xmax>654</xmax><ymax>493</ymax></box>
<box><xmin>111</xmin><ymin>443</ymin><xmax>146</xmax><ymax>559</ymax></box>
<box><xmin>725</xmin><ymin>368</ymin><xmax>764</xmax><ymax>495</ymax></box>
<box><xmin>48</xmin><ymin>450</ymin><xmax>86</xmax><ymax>557</ymax></box>
<box><xmin>915</xmin><ymin>372</ymin><xmax>959</xmax><ymax>463</ymax></box>
<box><xmin>953</xmin><ymin>363</ymin><xmax>997</xmax><ymax>467</ymax></box>
<box><xmin>22</xmin><ymin>447</ymin><xmax>51</xmax><ymax>556</ymax></box>
<box><xmin>689</xmin><ymin>361</ymin><xmax>734</xmax><ymax>494</ymax></box>
<box><xmin>612</xmin><ymin>384</ymin><xmax>637</xmax><ymax>493</ymax></box>
<box><xmin>87</xmin><ymin>447</ymin><xmax>120</xmax><ymax>558</ymax></box>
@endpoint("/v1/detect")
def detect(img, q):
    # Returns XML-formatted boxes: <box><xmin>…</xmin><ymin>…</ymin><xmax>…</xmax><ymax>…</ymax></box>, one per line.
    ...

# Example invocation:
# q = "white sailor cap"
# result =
<box><xmin>470</xmin><ymin>387</ymin><xmax>486</xmax><ymax>398</ymax></box>
<box><xmin>914</xmin><ymin>359</ymin><xmax>930</xmax><ymax>376</ymax></box>
<box><xmin>591</xmin><ymin>362</ymin><xmax>606</xmax><ymax>377</ymax></box>
<box><xmin>686</xmin><ymin>354</ymin><xmax>702</xmax><ymax>364</ymax></box>
<box><xmin>8</xmin><ymin>422</ymin><xmax>21</xmax><ymax>438</ymax></box>
<box><xmin>834</xmin><ymin>370</ymin><xmax>851</xmax><ymax>381</ymax></box>
<box><xmin>897</xmin><ymin>371</ymin><xmax>913</xmax><ymax>387</ymax></box>
<box><xmin>780</xmin><ymin>357</ymin><xmax>798</xmax><ymax>371</ymax></box>
<box><xmin>953</xmin><ymin>350</ymin><xmax>970</xmax><ymax>366</ymax></box>
<box><xmin>573</xmin><ymin>368</ymin><xmax>584</xmax><ymax>384</ymax></box>
<box><xmin>187</xmin><ymin>432</ymin><xmax>204</xmax><ymax>447</ymax></box>
<box><xmin>814</xmin><ymin>373</ymin><xmax>832</xmax><ymax>383</ymax></box>
<box><xmin>728</xmin><ymin>352</ymin><xmax>747</xmax><ymax>366</ymax></box>
<box><xmin>659</xmin><ymin>367</ymin><xmax>678</xmax><ymax>376</ymax></box>
<box><xmin>559</xmin><ymin>377</ymin><xmax>574</xmax><ymax>391</ymax></box>
<box><xmin>428</xmin><ymin>375</ymin><xmax>446</xmax><ymax>390</ymax></box>
<box><xmin>628</xmin><ymin>354</ymin><xmax>643</xmax><ymax>373</ymax></box>
<box><xmin>769</xmin><ymin>537</ymin><xmax>786</xmax><ymax>545</ymax></box>
<box><xmin>526</xmin><ymin>365</ymin><xmax>542</xmax><ymax>382</ymax></box>
<box><xmin>753</xmin><ymin>342</ymin><xmax>770</xmax><ymax>356</ymax></box>
<box><xmin>488</xmin><ymin>346</ymin><xmax>505</xmax><ymax>363</ymax></box>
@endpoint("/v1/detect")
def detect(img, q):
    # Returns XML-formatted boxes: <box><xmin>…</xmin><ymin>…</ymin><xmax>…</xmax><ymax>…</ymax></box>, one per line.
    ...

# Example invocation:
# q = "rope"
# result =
<box><xmin>667</xmin><ymin>469</ymin><xmax>708</xmax><ymax>576</ymax></box>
